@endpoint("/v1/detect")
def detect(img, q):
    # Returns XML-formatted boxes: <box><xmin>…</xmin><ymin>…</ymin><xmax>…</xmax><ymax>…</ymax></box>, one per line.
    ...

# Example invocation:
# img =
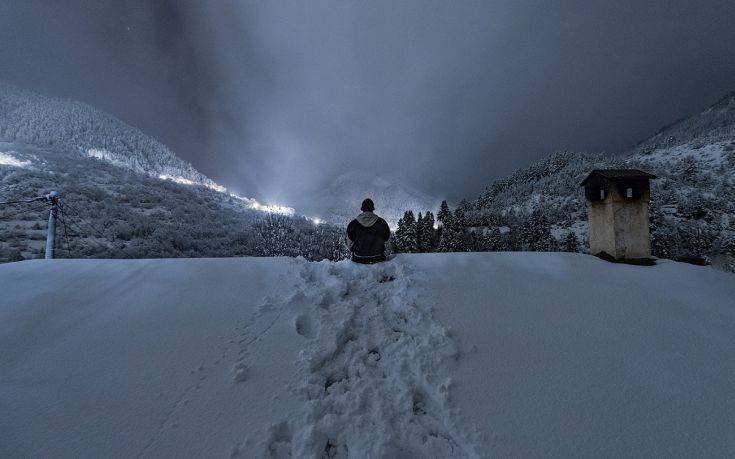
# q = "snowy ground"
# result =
<box><xmin>1</xmin><ymin>253</ymin><xmax>734</xmax><ymax>457</ymax></box>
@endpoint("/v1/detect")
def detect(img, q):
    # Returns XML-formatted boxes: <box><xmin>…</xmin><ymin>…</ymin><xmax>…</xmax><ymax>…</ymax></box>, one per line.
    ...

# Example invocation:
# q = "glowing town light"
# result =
<box><xmin>206</xmin><ymin>183</ymin><xmax>227</xmax><ymax>193</ymax></box>
<box><xmin>311</xmin><ymin>218</ymin><xmax>323</xmax><ymax>225</ymax></box>
<box><xmin>86</xmin><ymin>148</ymin><xmax>122</xmax><ymax>165</ymax></box>
<box><xmin>0</xmin><ymin>152</ymin><xmax>31</xmax><ymax>168</ymax></box>
<box><xmin>248</xmin><ymin>200</ymin><xmax>296</xmax><ymax>216</ymax></box>
<box><xmin>228</xmin><ymin>193</ymin><xmax>295</xmax><ymax>216</ymax></box>
<box><xmin>158</xmin><ymin>174</ymin><xmax>197</xmax><ymax>186</ymax></box>
<box><xmin>85</xmin><ymin>147</ymin><xmax>297</xmax><ymax>218</ymax></box>
<box><xmin>86</xmin><ymin>148</ymin><xmax>129</xmax><ymax>168</ymax></box>
<box><xmin>159</xmin><ymin>173</ymin><xmax>227</xmax><ymax>193</ymax></box>
<box><xmin>86</xmin><ymin>148</ymin><xmax>109</xmax><ymax>160</ymax></box>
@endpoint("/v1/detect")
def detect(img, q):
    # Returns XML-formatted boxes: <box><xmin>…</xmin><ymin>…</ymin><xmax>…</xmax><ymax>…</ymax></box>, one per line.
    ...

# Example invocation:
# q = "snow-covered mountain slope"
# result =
<box><xmin>634</xmin><ymin>91</ymin><xmax>735</xmax><ymax>154</ymax></box>
<box><xmin>2</xmin><ymin>253</ymin><xmax>734</xmax><ymax>457</ymax></box>
<box><xmin>0</xmin><ymin>81</ymin><xmax>215</xmax><ymax>188</ymax></box>
<box><xmin>0</xmin><ymin>81</ymin><xmax>297</xmax><ymax>212</ymax></box>
<box><xmin>0</xmin><ymin>83</ymin><xmax>342</xmax><ymax>262</ymax></box>
<box><xmin>0</xmin><ymin>141</ymin><xmax>343</xmax><ymax>262</ymax></box>
<box><xmin>459</xmin><ymin>92</ymin><xmax>735</xmax><ymax>267</ymax></box>
<box><xmin>300</xmin><ymin>171</ymin><xmax>443</xmax><ymax>227</ymax></box>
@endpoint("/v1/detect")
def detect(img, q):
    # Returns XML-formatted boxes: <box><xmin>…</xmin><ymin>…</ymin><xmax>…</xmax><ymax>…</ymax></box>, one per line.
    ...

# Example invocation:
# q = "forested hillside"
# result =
<box><xmin>636</xmin><ymin>91</ymin><xmax>735</xmax><ymax>153</ymax></box>
<box><xmin>391</xmin><ymin>94</ymin><xmax>735</xmax><ymax>271</ymax></box>
<box><xmin>0</xmin><ymin>82</ymin><xmax>216</xmax><ymax>188</ymax></box>
<box><xmin>0</xmin><ymin>83</ymin><xmax>346</xmax><ymax>263</ymax></box>
<box><xmin>0</xmin><ymin>142</ymin><xmax>345</xmax><ymax>263</ymax></box>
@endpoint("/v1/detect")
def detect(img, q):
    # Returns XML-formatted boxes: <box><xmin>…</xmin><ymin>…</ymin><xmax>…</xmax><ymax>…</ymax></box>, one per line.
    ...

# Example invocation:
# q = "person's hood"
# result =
<box><xmin>356</xmin><ymin>211</ymin><xmax>379</xmax><ymax>227</ymax></box>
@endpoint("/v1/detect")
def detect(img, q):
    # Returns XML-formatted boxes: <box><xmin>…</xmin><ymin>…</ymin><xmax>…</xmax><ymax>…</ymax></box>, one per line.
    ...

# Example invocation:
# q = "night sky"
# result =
<box><xmin>1</xmin><ymin>0</ymin><xmax>735</xmax><ymax>204</ymax></box>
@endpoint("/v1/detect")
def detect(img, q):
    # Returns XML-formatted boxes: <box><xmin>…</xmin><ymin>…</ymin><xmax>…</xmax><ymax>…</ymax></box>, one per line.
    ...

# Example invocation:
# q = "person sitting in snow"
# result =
<box><xmin>346</xmin><ymin>198</ymin><xmax>391</xmax><ymax>264</ymax></box>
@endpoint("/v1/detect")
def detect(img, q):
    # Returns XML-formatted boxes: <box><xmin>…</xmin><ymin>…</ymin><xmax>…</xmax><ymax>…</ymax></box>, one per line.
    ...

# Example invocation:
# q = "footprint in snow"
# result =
<box><xmin>266</xmin><ymin>421</ymin><xmax>292</xmax><ymax>457</ymax></box>
<box><xmin>294</xmin><ymin>314</ymin><xmax>317</xmax><ymax>339</ymax></box>
<box><xmin>232</xmin><ymin>362</ymin><xmax>248</xmax><ymax>383</ymax></box>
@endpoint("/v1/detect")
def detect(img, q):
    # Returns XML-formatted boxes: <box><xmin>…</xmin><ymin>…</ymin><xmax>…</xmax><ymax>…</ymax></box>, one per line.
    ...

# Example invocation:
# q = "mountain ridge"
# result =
<box><xmin>0</xmin><ymin>81</ymin><xmax>217</xmax><ymax>188</ymax></box>
<box><xmin>388</xmin><ymin>89</ymin><xmax>734</xmax><ymax>271</ymax></box>
<box><xmin>0</xmin><ymin>83</ymin><xmax>345</xmax><ymax>262</ymax></box>
<box><xmin>632</xmin><ymin>91</ymin><xmax>735</xmax><ymax>154</ymax></box>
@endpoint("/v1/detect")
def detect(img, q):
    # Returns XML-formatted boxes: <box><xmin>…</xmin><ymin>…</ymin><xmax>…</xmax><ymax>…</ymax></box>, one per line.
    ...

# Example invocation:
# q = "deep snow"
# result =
<box><xmin>1</xmin><ymin>253</ymin><xmax>734</xmax><ymax>457</ymax></box>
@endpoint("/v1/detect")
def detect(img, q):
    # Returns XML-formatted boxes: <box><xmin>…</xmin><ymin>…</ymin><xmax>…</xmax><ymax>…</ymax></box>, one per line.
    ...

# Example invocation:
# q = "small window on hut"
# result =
<box><xmin>599</xmin><ymin>189</ymin><xmax>605</xmax><ymax>200</ymax></box>
<box><xmin>626</xmin><ymin>188</ymin><xmax>633</xmax><ymax>198</ymax></box>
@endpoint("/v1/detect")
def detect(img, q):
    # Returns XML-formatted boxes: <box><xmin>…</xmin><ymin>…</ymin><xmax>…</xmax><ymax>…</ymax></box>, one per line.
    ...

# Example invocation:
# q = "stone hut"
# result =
<box><xmin>580</xmin><ymin>169</ymin><xmax>656</xmax><ymax>261</ymax></box>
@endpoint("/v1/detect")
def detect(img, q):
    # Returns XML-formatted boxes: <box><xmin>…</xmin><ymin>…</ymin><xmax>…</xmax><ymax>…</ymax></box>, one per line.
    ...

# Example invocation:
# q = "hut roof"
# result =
<box><xmin>579</xmin><ymin>169</ymin><xmax>657</xmax><ymax>186</ymax></box>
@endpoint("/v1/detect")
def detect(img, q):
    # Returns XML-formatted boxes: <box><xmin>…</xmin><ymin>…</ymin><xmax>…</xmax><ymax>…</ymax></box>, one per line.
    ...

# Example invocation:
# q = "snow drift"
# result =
<box><xmin>1</xmin><ymin>253</ymin><xmax>733</xmax><ymax>457</ymax></box>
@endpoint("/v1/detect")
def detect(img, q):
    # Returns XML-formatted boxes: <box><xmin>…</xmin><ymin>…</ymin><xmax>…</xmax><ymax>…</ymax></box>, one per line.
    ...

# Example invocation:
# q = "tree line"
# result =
<box><xmin>391</xmin><ymin>200</ymin><xmax>579</xmax><ymax>255</ymax></box>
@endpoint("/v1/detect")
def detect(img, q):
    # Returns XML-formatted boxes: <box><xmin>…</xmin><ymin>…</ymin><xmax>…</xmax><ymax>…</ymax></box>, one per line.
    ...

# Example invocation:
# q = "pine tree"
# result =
<box><xmin>404</xmin><ymin>211</ymin><xmax>418</xmax><ymax>252</ymax></box>
<box><xmin>416</xmin><ymin>212</ymin><xmax>424</xmax><ymax>253</ymax></box>
<box><xmin>332</xmin><ymin>234</ymin><xmax>349</xmax><ymax>260</ymax></box>
<box><xmin>394</xmin><ymin>211</ymin><xmax>418</xmax><ymax>253</ymax></box>
<box><xmin>393</xmin><ymin>214</ymin><xmax>407</xmax><ymax>252</ymax></box>
<box><xmin>437</xmin><ymin>218</ymin><xmax>467</xmax><ymax>252</ymax></box>
<box><xmin>481</xmin><ymin>227</ymin><xmax>501</xmax><ymax>251</ymax></box>
<box><xmin>453</xmin><ymin>207</ymin><xmax>466</xmax><ymax>230</ymax></box>
<box><xmin>451</xmin><ymin>207</ymin><xmax>468</xmax><ymax>251</ymax></box>
<box><xmin>437</xmin><ymin>226</ymin><xmax>454</xmax><ymax>252</ymax></box>
<box><xmin>420</xmin><ymin>211</ymin><xmax>438</xmax><ymax>252</ymax></box>
<box><xmin>523</xmin><ymin>210</ymin><xmax>555</xmax><ymax>251</ymax></box>
<box><xmin>438</xmin><ymin>202</ymin><xmax>469</xmax><ymax>252</ymax></box>
<box><xmin>561</xmin><ymin>232</ymin><xmax>579</xmax><ymax>253</ymax></box>
<box><xmin>530</xmin><ymin>211</ymin><xmax>550</xmax><ymax>251</ymax></box>
<box><xmin>437</xmin><ymin>200</ymin><xmax>452</xmax><ymax>228</ymax></box>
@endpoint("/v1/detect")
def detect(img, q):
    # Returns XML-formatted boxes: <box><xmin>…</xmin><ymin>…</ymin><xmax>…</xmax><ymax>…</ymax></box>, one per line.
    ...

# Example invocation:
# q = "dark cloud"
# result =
<box><xmin>1</xmin><ymin>0</ymin><xmax>735</xmax><ymax>204</ymax></box>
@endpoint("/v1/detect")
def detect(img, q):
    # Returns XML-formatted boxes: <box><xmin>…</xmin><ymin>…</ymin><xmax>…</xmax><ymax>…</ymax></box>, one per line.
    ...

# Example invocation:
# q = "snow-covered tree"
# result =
<box><xmin>419</xmin><ymin>211</ymin><xmax>438</xmax><ymax>252</ymax></box>
<box><xmin>437</xmin><ymin>200</ymin><xmax>452</xmax><ymax>228</ymax></box>
<box><xmin>561</xmin><ymin>232</ymin><xmax>579</xmax><ymax>253</ymax></box>
<box><xmin>481</xmin><ymin>228</ymin><xmax>502</xmax><ymax>251</ymax></box>
<box><xmin>394</xmin><ymin>211</ymin><xmax>418</xmax><ymax>253</ymax></box>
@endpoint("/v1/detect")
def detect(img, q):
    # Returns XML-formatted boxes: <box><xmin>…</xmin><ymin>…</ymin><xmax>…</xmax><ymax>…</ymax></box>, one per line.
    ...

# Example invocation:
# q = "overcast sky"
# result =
<box><xmin>1</xmin><ymin>0</ymin><xmax>735</xmax><ymax>204</ymax></box>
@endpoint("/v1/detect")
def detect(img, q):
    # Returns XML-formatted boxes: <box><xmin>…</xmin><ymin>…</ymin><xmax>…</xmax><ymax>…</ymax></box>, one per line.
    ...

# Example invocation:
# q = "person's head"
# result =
<box><xmin>361</xmin><ymin>198</ymin><xmax>375</xmax><ymax>212</ymax></box>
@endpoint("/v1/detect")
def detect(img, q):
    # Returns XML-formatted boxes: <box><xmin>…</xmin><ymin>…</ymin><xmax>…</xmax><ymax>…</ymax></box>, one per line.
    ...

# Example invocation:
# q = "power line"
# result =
<box><xmin>58</xmin><ymin>203</ymin><xmax>134</xmax><ymax>258</ymax></box>
<box><xmin>0</xmin><ymin>202</ymin><xmax>48</xmax><ymax>220</ymax></box>
<box><xmin>0</xmin><ymin>197</ymin><xmax>45</xmax><ymax>206</ymax></box>
<box><xmin>57</xmin><ymin>209</ymin><xmax>112</xmax><ymax>255</ymax></box>
<box><xmin>57</xmin><ymin>210</ymin><xmax>73</xmax><ymax>257</ymax></box>
<box><xmin>0</xmin><ymin>193</ymin><xmax>137</xmax><ymax>259</ymax></box>
<box><xmin>60</xmin><ymin>201</ymin><xmax>111</xmax><ymax>241</ymax></box>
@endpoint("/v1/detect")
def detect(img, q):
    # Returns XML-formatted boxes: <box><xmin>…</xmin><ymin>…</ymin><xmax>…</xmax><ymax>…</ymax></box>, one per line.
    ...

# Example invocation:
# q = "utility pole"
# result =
<box><xmin>45</xmin><ymin>191</ymin><xmax>59</xmax><ymax>260</ymax></box>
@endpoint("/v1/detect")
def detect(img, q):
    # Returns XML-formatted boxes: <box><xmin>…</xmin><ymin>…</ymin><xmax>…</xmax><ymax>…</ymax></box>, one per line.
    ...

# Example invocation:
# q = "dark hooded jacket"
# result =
<box><xmin>346</xmin><ymin>212</ymin><xmax>391</xmax><ymax>263</ymax></box>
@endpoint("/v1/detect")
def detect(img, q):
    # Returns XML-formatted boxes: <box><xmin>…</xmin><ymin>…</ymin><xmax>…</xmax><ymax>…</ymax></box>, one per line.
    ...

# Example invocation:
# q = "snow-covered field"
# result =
<box><xmin>1</xmin><ymin>253</ymin><xmax>734</xmax><ymax>457</ymax></box>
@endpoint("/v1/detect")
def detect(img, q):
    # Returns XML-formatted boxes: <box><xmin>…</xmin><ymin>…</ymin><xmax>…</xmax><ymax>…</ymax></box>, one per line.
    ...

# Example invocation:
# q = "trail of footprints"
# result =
<box><xmin>258</xmin><ymin>261</ymin><xmax>478</xmax><ymax>458</ymax></box>
<box><xmin>140</xmin><ymin>262</ymin><xmax>476</xmax><ymax>457</ymax></box>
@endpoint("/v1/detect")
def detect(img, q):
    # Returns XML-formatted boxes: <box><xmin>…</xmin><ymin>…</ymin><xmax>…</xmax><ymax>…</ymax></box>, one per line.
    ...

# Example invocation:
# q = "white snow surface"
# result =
<box><xmin>1</xmin><ymin>253</ymin><xmax>734</xmax><ymax>457</ymax></box>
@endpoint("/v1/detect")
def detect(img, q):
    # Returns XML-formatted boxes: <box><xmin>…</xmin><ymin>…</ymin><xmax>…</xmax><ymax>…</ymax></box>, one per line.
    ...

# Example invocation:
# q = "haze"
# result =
<box><xmin>2</xmin><ymin>0</ymin><xmax>734</xmax><ymax>205</ymax></box>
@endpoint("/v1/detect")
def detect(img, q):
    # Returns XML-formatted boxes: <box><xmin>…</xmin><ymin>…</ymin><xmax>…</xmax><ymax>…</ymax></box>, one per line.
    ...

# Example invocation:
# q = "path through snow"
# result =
<box><xmin>4</xmin><ymin>255</ymin><xmax>733</xmax><ymax>457</ymax></box>
<box><xmin>257</xmin><ymin>260</ymin><xmax>479</xmax><ymax>458</ymax></box>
